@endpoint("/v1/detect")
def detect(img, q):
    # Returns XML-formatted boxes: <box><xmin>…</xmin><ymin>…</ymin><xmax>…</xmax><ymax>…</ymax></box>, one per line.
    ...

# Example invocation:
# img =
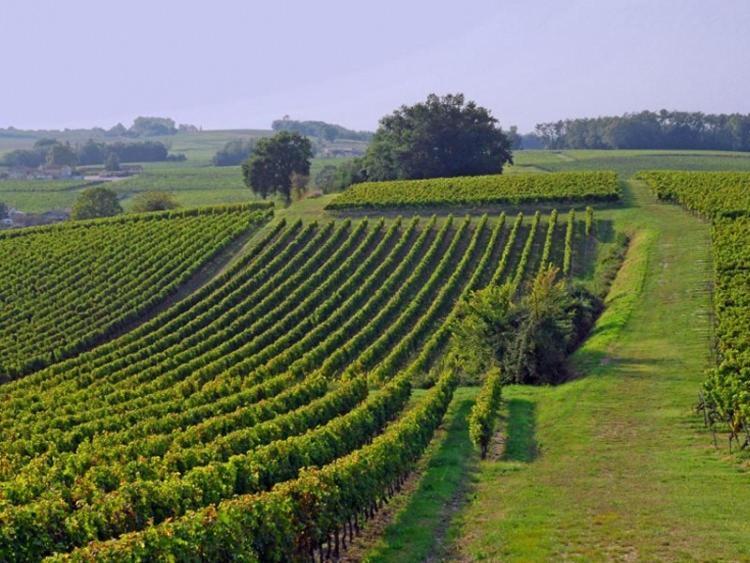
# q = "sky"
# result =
<box><xmin>1</xmin><ymin>0</ymin><xmax>749</xmax><ymax>133</ymax></box>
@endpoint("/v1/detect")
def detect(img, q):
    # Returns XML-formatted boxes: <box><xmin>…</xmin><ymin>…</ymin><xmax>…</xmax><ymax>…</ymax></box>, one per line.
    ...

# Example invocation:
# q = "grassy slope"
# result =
<box><xmin>448</xmin><ymin>180</ymin><xmax>750</xmax><ymax>560</ymax></box>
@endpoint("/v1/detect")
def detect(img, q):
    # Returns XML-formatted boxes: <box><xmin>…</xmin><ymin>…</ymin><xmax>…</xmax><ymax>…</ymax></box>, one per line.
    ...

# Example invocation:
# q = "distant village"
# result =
<box><xmin>0</xmin><ymin>163</ymin><xmax>142</xmax><ymax>229</ymax></box>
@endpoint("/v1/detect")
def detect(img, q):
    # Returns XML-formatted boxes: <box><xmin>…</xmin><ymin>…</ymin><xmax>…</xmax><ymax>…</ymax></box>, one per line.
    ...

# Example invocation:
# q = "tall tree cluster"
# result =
<box><xmin>364</xmin><ymin>93</ymin><xmax>513</xmax><ymax>181</ymax></box>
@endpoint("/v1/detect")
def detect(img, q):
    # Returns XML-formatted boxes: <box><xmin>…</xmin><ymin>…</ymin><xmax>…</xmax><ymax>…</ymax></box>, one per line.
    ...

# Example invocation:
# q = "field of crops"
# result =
<box><xmin>637</xmin><ymin>170</ymin><xmax>750</xmax><ymax>217</ymax></box>
<box><xmin>0</xmin><ymin>209</ymin><xmax>592</xmax><ymax>560</ymax></box>
<box><xmin>325</xmin><ymin>171</ymin><xmax>620</xmax><ymax>210</ymax></box>
<box><xmin>0</xmin><ymin>204</ymin><xmax>270</xmax><ymax>379</ymax></box>
<box><xmin>640</xmin><ymin>170</ymin><xmax>750</xmax><ymax>443</ymax></box>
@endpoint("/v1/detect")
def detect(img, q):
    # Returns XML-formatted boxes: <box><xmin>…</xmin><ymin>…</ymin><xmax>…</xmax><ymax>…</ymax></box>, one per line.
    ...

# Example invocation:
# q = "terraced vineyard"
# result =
<box><xmin>639</xmin><ymin>171</ymin><xmax>750</xmax><ymax>445</ymax></box>
<box><xmin>326</xmin><ymin>171</ymin><xmax>620</xmax><ymax>209</ymax></box>
<box><xmin>0</xmin><ymin>204</ymin><xmax>271</xmax><ymax>379</ymax></box>
<box><xmin>0</xmin><ymin>210</ymin><xmax>592</xmax><ymax>561</ymax></box>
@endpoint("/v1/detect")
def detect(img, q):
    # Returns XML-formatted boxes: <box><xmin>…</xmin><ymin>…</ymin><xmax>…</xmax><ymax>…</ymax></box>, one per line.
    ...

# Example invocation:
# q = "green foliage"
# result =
<box><xmin>364</xmin><ymin>93</ymin><xmax>513</xmax><ymax>180</ymax></box>
<box><xmin>1</xmin><ymin>148</ymin><xmax>44</xmax><ymax>167</ymax></box>
<box><xmin>469</xmin><ymin>367</ymin><xmax>503</xmax><ymax>458</ymax></box>
<box><xmin>212</xmin><ymin>138</ymin><xmax>256</xmax><ymax>166</ymax></box>
<box><xmin>271</xmin><ymin>118</ymin><xmax>373</xmax><ymax>142</ymax></box>
<box><xmin>452</xmin><ymin>265</ymin><xmax>601</xmax><ymax>386</ymax></box>
<box><xmin>0</xmin><ymin>205</ymin><xmax>268</xmax><ymax>378</ymax></box>
<box><xmin>130</xmin><ymin>116</ymin><xmax>177</xmax><ymax>136</ymax></box>
<box><xmin>330</xmin><ymin>157</ymin><xmax>367</xmax><ymax>191</ymax></box>
<box><xmin>563</xmin><ymin>209</ymin><xmax>575</xmax><ymax>276</ymax></box>
<box><xmin>450</xmin><ymin>284</ymin><xmax>515</xmax><ymax>382</ymax></box>
<box><xmin>70</xmin><ymin>187</ymin><xmax>123</xmax><ymax>220</ymax></box>
<box><xmin>639</xmin><ymin>170</ymin><xmax>750</xmax><ymax>439</ymax></box>
<box><xmin>51</xmin><ymin>368</ymin><xmax>458</xmax><ymax>562</ymax></box>
<box><xmin>638</xmin><ymin>170</ymin><xmax>750</xmax><ymax>217</ymax></box>
<box><xmin>313</xmin><ymin>163</ymin><xmax>337</xmax><ymax>192</ymax></box>
<box><xmin>535</xmin><ymin>110</ymin><xmax>750</xmax><ymax>151</ymax></box>
<box><xmin>242</xmin><ymin>131</ymin><xmax>313</xmax><ymax>204</ymax></box>
<box><xmin>585</xmin><ymin>205</ymin><xmax>594</xmax><ymax>236</ymax></box>
<box><xmin>45</xmin><ymin>142</ymin><xmax>77</xmax><ymax>166</ymax></box>
<box><xmin>0</xmin><ymin>208</ymin><xmax>590</xmax><ymax>559</ymax></box>
<box><xmin>130</xmin><ymin>190</ymin><xmax>179</xmax><ymax>213</ymax></box>
<box><xmin>78</xmin><ymin>140</ymin><xmax>169</xmax><ymax>164</ymax></box>
<box><xmin>327</xmin><ymin>171</ymin><xmax>620</xmax><ymax>209</ymax></box>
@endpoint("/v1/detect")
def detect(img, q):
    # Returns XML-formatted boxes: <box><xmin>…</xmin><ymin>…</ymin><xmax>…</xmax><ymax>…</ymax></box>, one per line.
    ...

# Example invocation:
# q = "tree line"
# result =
<box><xmin>1</xmin><ymin>139</ymin><xmax>183</xmax><ymax>168</ymax></box>
<box><xmin>533</xmin><ymin>110</ymin><xmax>750</xmax><ymax>151</ymax></box>
<box><xmin>0</xmin><ymin>116</ymin><xmax>199</xmax><ymax>141</ymax></box>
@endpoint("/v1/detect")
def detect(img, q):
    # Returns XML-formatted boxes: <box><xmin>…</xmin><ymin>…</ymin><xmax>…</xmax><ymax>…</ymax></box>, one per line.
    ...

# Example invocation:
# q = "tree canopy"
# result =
<box><xmin>46</xmin><ymin>143</ymin><xmax>77</xmax><ymax>166</ymax></box>
<box><xmin>449</xmin><ymin>267</ymin><xmax>601</xmax><ymax>385</ymax></box>
<box><xmin>130</xmin><ymin>116</ymin><xmax>177</xmax><ymax>137</ymax></box>
<box><xmin>131</xmin><ymin>191</ymin><xmax>179</xmax><ymax>213</ymax></box>
<box><xmin>70</xmin><ymin>187</ymin><xmax>123</xmax><ymax>220</ymax></box>
<box><xmin>242</xmin><ymin>132</ymin><xmax>313</xmax><ymax>204</ymax></box>
<box><xmin>2</xmin><ymin>139</ymin><xmax>171</xmax><ymax>168</ymax></box>
<box><xmin>364</xmin><ymin>93</ymin><xmax>513</xmax><ymax>181</ymax></box>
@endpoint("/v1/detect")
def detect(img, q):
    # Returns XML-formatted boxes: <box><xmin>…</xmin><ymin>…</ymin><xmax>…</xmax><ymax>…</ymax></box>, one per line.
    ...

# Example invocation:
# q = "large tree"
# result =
<box><xmin>242</xmin><ymin>132</ymin><xmax>312</xmax><ymax>204</ymax></box>
<box><xmin>70</xmin><ymin>187</ymin><xmax>123</xmax><ymax>220</ymax></box>
<box><xmin>364</xmin><ymin>93</ymin><xmax>513</xmax><ymax>181</ymax></box>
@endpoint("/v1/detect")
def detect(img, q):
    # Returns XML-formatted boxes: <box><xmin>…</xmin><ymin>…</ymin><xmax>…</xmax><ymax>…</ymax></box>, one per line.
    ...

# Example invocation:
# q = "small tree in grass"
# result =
<box><xmin>131</xmin><ymin>191</ymin><xmax>178</xmax><ymax>213</ymax></box>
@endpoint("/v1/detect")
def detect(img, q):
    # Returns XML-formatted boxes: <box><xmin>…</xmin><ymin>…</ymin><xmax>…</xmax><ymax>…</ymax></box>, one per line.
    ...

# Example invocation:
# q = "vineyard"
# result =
<box><xmin>0</xmin><ymin>210</ymin><xmax>594</xmax><ymax>561</ymax></box>
<box><xmin>0</xmin><ymin>204</ymin><xmax>271</xmax><ymax>379</ymax></box>
<box><xmin>325</xmin><ymin>171</ymin><xmax>620</xmax><ymax>209</ymax></box>
<box><xmin>637</xmin><ymin>170</ymin><xmax>750</xmax><ymax>217</ymax></box>
<box><xmin>639</xmin><ymin>171</ymin><xmax>750</xmax><ymax>445</ymax></box>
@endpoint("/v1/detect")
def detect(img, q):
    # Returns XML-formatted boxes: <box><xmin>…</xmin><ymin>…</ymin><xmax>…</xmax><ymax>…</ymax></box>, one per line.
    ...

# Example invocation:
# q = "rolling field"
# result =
<box><xmin>0</xmin><ymin>205</ymin><xmax>594</xmax><ymax>560</ymax></box>
<box><xmin>511</xmin><ymin>149</ymin><xmax>750</xmax><ymax>177</ymax></box>
<box><xmin>2</xmin><ymin>149</ymin><xmax>750</xmax><ymax>560</ymax></box>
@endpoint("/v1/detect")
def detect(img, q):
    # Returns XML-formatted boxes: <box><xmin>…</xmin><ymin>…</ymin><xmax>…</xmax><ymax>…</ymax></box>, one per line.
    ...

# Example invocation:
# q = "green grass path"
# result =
<box><xmin>448</xmin><ymin>180</ymin><xmax>750</xmax><ymax>560</ymax></box>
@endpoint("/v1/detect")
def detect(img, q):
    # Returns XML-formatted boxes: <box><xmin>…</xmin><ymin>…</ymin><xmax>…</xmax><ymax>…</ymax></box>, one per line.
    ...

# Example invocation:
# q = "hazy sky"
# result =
<box><xmin>1</xmin><ymin>0</ymin><xmax>748</xmax><ymax>133</ymax></box>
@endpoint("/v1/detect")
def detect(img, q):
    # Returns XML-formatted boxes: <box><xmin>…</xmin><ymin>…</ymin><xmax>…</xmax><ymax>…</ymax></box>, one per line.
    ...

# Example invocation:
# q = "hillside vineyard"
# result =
<box><xmin>0</xmin><ymin>204</ymin><xmax>272</xmax><ymax>379</ymax></box>
<box><xmin>0</xmin><ymin>211</ymin><xmax>590</xmax><ymax>560</ymax></box>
